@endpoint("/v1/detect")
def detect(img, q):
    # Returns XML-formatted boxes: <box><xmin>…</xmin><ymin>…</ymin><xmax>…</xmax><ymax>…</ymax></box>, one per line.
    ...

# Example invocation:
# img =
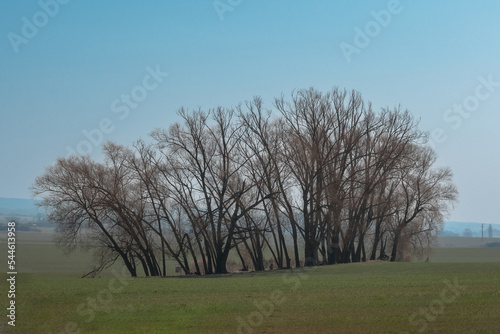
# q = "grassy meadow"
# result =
<box><xmin>1</xmin><ymin>230</ymin><xmax>500</xmax><ymax>333</ymax></box>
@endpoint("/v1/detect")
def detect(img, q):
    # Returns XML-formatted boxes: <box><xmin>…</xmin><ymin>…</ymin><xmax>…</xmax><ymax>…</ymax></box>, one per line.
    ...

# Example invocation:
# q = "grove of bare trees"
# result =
<box><xmin>33</xmin><ymin>88</ymin><xmax>458</xmax><ymax>277</ymax></box>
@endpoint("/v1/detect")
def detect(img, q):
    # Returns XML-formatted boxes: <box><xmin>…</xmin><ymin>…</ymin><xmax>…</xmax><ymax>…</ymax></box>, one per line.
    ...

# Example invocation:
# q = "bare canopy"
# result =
<box><xmin>33</xmin><ymin>87</ymin><xmax>457</xmax><ymax>276</ymax></box>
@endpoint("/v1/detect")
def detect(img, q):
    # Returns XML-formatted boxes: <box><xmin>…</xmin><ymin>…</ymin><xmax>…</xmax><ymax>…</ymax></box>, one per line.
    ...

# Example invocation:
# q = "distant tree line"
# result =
<box><xmin>33</xmin><ymin>88</ymin><xmax>457</xmax><ymax>277</ymax></box>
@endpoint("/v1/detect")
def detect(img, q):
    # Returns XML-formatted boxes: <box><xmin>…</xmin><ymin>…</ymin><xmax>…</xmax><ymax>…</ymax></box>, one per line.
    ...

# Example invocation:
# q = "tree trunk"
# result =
<box><xmin>291</xmin><ymin>222</ymin><xmax>300</xmax><ymax>268</ymax></box>
<box><xmin>370</xmin><ymin>220</ymin><xmax>382</xmax><ymax>261</ymax></box>
<box><xmin>235</xmin><ymin>244</ymin><xmax>248</xmax><ymax>271</ymax></box>
<box><xmin>215</xmin><ymin>252</ymin><xmax>229</xmax><ymax>274</ymax></box>
<box><xmin>390</xmin><ymin>228</ymin><xmax>402</xmax><ymax>262</ymax></box>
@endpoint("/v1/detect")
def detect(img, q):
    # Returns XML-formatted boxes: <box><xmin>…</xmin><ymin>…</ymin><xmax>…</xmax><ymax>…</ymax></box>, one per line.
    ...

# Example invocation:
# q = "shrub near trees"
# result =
<box><xmin>33</xmin><ymin>88</ymin><xmax>457</xmax><ymax>277</ymax></box>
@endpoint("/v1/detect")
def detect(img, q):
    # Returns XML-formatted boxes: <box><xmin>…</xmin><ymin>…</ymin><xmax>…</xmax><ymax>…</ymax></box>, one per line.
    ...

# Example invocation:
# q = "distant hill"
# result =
<box><xmin>0</xmin><ymin>197</ymin><xmax>41</xmax><ymax>216</ymax></box>
<box><xmin>441</xmin><ymin>221</ymin><xmax>500</xmax><ymax>238</ymax></box>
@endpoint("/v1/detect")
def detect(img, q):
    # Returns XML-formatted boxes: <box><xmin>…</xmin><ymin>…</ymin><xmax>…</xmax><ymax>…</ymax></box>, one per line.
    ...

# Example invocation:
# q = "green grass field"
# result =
<box><xmin>2</xmin><ymin>263</ymin><xmax>500</xmax><ymax>333</ymax></box>
<box><xmin>1</xmin><ymin>231</ymin><xmax>500</xmax><ymax>333</ymax></box>
<box><xmin>431</xmin><ymin>247</ymin><xmax>500</xmax><ymax>262</ymax></box>
<box><xmin>437</xmin><ymin>236</ymin><xmax>500</xmax><ymax>248</ymax></box>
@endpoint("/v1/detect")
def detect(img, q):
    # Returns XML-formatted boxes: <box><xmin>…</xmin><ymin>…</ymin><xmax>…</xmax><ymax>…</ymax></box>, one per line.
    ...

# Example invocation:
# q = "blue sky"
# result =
<box><xmin>1</xmin><ymin>0</ymin><xmax>499</xmax><ymax>223</ymax></box>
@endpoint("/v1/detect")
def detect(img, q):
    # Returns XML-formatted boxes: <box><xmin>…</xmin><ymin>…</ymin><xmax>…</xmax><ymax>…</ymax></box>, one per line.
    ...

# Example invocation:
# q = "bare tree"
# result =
<box><xmin>33</xmin><ymin>155</ymin><xmax>141</xmax><ymax>277</ymax></box>
<box><xmin>387</xmin><ymin>146</ymin><xmax>457</xmax><ymax>261</ymax></box>
<box><xmin>151</xmin><ymin>107</ymin><xmax>273</xmax><ymax>274</ymax></box>
<box><xmin>238</xmin><ymin>97</ymin><xmax>294</xmax><ymax>268</ymax></box>
<box><xmin>33</xmin><ymin>87</ymin><xmax>458</xmax><ymax>275</ymax></box>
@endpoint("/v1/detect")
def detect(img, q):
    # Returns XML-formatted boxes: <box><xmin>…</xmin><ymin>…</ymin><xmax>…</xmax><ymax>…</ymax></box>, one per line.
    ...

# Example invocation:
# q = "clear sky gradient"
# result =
<box><xmin>1</xmin><ymin>0</ymin><xmax>499</xmax><ymax>224</ymax></box>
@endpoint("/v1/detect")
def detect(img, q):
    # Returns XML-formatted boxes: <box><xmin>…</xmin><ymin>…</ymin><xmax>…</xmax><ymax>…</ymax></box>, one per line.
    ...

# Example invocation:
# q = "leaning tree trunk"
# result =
<box><xmin>390</xmin><ymin>226</ymin><xmax>403</xmax><ymax>262</ymax></box>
